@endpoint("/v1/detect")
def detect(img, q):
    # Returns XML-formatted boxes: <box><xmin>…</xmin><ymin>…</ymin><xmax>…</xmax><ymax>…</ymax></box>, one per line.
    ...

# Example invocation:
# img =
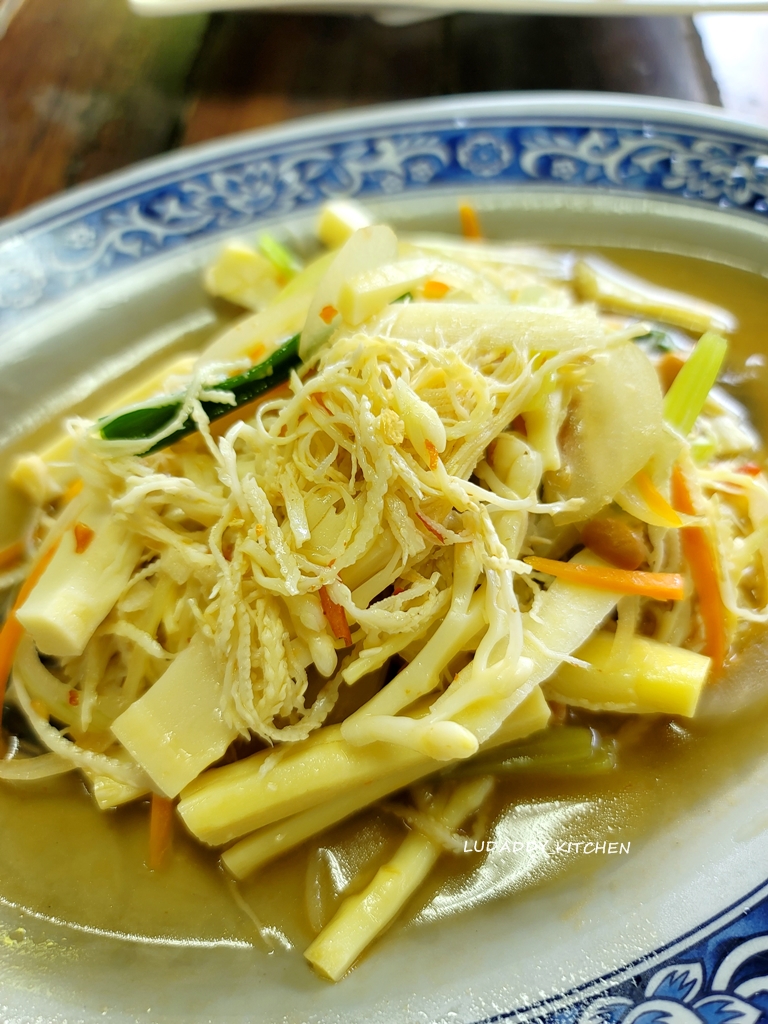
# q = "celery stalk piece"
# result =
<box><xmin>544</xmin><ymin>631</ymin><xmax>711</xmax><ymax>716</ymax></box>
<box><xmin>258</xmin><ymin>233</ymin><xmax>303</xmax><ymax>279</ymax></box>
<box><xmin>663</xmin><ymin>331</ymin><xmax>729</xmax><ymax>437</ymax></box>
<box><xmin>304</xmin><ymin>776</ymin><xmax>494</xmax><ymax>982</ymax></box>
<box><xmin>111</xmin><ymin>634</ymin><xmax>238</xmax><ymax>799</ymax></box>
<box><xmin>182</xmin><ymin>687</ymin><xmax>550</xmax><ymax>850</ymax></box>
<box><xmin>452</xmin><ymin>726</ymin><xmax>616</xmax><ymax>778</ymax></box>
<box><xmin>16</xmin><ymin>498</ymin><xmax>143</xmax><ymax>658</ymax></box>
<box><xmin>574</xmin><ymin>256</ymin><xmax>736</xmax><ymax>335</ymax></box>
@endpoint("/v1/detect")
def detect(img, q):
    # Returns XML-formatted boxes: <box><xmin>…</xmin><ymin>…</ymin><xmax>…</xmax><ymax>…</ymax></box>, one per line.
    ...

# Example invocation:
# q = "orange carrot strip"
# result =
<box><xmin>319</xmin><ymin>304</ymin><xmax>338</xmax><ymax>325</ymax></box>
<box><xmin>423</xmin><ymin>280</ymin><xmax>450</xmax><ymax>300</ymax></box>
<box><xmin>60</xmin><ymin>479</ymin><xmax>84</xmax><ymax>505</ymax></box>
<box><xmin>210</xmin><ymin>381</ymin><xmax>293</xmax><ymax>438</ymax></box>
<box><xmin>0</xmin><ymin>541</ymin><xmax>60</xmax><ymax>716</ymax></box>
<box><xmin>424</xmin><ymin>440</ymin><xmax>439</xmax><ymax>471</ymax></box>
<box><xmin>74</xmin><ymin>523</ymin><xmax>95</xmax><ymax>554</ymax></box>
<box><xmin>415</xmin><ymin>510</ymin><xmax>445</xmax><ymax>543</ymax></box>
<box><xmin>524</xmin><ymin>555</ymin><xmax>685</xmax><ymax>602</ymax></box>
<box><xmin>319</xmin><ymin>585</ymin><xmax>352</xmax><ymax>646</ymax></box>
<box><xmin>671</xmin><ymin>465</ymin><xmax>727</xmax><ymax>674</ymax></box>
<box><xmin>634</xmin><ymin>470</ymin><xmax>683</xmax><ymax>528</ymax></box>
<box><xmin>459</xmin><ymin>202</ymin><xmax>483</xmax><ymax>240</ymax></box>
<box><xmin>148</xmin><ymin>794</ymin><xmax>175</xmax><ymax>871</ymax></box>
<box><xmin>246</xmin><ymin>342</ymin><xmax>266</xmax><ymax>364</ymax></box>
<box><xmin>737</xmin><ymin>462</ymin><xmax>763</xmax><ymax>477</ymax></box>
<box><xmin>0</xmin><ymin>540</ymin><xmax>25</xmax><ymax>572</ymax></box>
<box><xmin>312</xmin><ymin>392</ymin><xmax>332</xmax><ymax>415</ymax></box>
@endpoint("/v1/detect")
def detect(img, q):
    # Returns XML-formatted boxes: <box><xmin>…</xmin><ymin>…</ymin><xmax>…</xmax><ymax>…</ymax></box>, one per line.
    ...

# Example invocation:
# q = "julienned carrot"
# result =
<box><xmin>524</xmin><ymin>555</ymin><xmax>685</xmax><ymax>602</ymax></box>
<box><xmin>0</xmin><ymin>540</ymin><xmax>25</xmax><ymax>572</ymax></box>
<box><xmin>149</xmin><ymin>794</ymin><xmax>175</xmax><ymax>870</ymax></box>
<box><xmin>671</xmin><ymin>464</ymin><xmax>727</xmax><ymax>674</ymax></box>
<box><xmin>0</xmin><ymin>541</ymin><xmax>60</xmax><ymax>712</ymax></box>
<box><xmin>458</xmin><ymin>203</ymin><xmax>483</xmax><ymax>240</ymax></box>
<box><xmin>319</xmin><ymin>585</ymin><xmax>352</xmax><ymax>646</ymax></box>
<box><xmin>423</xmin><ymin>280</ymin><xmax>450</xmax><ymax>300</ymax></box>
<box><xmin>60</xmin><ymin>478</ymin><xmax>84</xmax><ymax>505</ymax></box>
<box><xmin>634</xmin><ymin>470</ymin><xmax>682</xmax><ymax>528</ymax></box>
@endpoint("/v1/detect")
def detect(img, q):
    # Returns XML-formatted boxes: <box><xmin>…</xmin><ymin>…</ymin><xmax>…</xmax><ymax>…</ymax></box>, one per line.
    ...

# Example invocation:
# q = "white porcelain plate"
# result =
<box><xmin>2</xmin><ymin>93</ymin><xmax>768</xmax><ymax>1024</ymax></box>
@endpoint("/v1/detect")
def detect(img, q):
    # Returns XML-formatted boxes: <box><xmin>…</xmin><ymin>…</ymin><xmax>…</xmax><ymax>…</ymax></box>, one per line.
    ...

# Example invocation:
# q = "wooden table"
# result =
<box><xmin>1</xmin><ymin>0</ymin><xmax>767</xmax><ymax>219</ymax></box>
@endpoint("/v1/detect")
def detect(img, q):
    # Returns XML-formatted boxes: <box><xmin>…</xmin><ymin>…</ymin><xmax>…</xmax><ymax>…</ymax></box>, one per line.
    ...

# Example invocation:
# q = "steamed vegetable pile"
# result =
<box><xmin>1</xmin><ymin>199</ymin><xmax>767</xmax><ymax>979</ymax></box>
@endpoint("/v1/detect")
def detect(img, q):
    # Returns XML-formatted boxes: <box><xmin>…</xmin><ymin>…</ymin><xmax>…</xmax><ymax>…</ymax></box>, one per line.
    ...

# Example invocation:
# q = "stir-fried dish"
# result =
<box><xmin>1</xmin><ymin>200</ymin><xmax>766</xmax><ymax>980</ymax></box>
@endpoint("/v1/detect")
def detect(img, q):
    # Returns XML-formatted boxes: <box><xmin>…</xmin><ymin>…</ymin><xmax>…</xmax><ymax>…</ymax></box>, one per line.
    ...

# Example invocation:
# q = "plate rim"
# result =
<box><xmin>3</xmin><ymin>90</ymin><xmax>768</xmax><ymax>243</ymax></box>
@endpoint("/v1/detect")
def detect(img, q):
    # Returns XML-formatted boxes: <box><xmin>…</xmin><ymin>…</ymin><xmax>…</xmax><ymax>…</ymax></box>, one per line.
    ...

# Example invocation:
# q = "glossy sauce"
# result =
<box><xmin>1</xmin><ymin>248</ymin><xmax>768</xmax><ymax>959</ymax></box>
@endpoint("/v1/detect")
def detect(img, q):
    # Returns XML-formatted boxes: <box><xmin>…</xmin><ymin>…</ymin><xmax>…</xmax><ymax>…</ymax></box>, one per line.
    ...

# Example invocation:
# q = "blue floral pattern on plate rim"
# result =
<box><xmin>2</xmin><ymin>94</ymin><xmax>768</xmax><ymax>1022</ymax></box>
<box><xmin>478</xmin><ymin>877</ymin><xmax>768</xmax><ymax>1024</ymax></box>
<box><xmin>1</xmin><ymin>96</ymin><xmax>768</xmax><ymax>329</ymax></box>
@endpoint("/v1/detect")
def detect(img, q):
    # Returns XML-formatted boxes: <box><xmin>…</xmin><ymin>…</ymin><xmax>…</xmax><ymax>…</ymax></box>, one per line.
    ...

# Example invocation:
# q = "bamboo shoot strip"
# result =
<box><xmin>304</xmin><ymin>776</ymin><xmax>494</xmax><ymax>982</ymax></box>
<box><xmin>221</xmin><ymin>687</ymin><xmax>550</xmax><ymax>880</ymax></box>
<box><xmin>574</xmin><ymin>257</ymin><xmax>735</xmax><ymax>335</ymax></box>
<box><xmin>98</xmin><ymin>334</ymin><xmax>301</xmax><ymax>452</ymax></box>
<box><xmin>544</xmin><ymin>631</ymin><xmax>711</xmax><ymax>716</ymax></box>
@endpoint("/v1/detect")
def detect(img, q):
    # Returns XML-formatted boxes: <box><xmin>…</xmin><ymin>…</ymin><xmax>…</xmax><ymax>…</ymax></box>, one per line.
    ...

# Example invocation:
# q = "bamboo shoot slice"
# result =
<box><xmin>221</xmin><ymin>687</ymin><xmax>549</xmax><ymax>878</ymax></box>
<box><xmin>574</xmin><ymin>255</ymin><xmax>736</xmax><ymax>334</ymax></box>
<box><xmin>304</xmin><ymin>776</ymin><xmax>494</xmax><ymax>981</ymax></box>
<box><xmin>16</xmin><ymin>498</ymin><xmax>143</xmax><ymax>658</ymax></box>
<box><xmin>544</xmin><ymin>632</ymin><xmax>711</xmax><ymax>716</ymax></box>
<box><xmin>111</xmin><ymin>634</ymin><xmax>237</xmax><ymax>799</ymax></box>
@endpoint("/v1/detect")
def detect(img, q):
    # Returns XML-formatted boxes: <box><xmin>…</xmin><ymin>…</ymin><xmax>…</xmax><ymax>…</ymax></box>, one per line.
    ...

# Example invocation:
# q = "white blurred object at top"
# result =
<box><xmin>128</xmin><ymin>0</ymin><xmax>768</xmax><ymax>18</ymax></box>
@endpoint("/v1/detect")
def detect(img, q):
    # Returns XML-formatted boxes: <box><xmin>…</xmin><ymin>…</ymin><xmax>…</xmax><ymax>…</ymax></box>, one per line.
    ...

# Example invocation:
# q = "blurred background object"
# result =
<box><xmin>0</xmin><ymin>0</ymin><xmax>766</xmax><ymax>217</ymax></box>
<box><xmin>0</xmin><ymin>0</ymin><xmax>26</xmax><ymax>36</ymax></box>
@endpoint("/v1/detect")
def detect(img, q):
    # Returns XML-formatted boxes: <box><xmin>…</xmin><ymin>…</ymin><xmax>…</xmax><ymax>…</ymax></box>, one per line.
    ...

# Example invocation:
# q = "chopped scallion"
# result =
<box><xmin>98</xmin><ymin>334</ymin><xmax>301</xmax><ymax>452</ymax></box>
<box><xmin>259</xmin><ymin>233</ymin><xmax>303</xmax><ymax>279</ymax></box>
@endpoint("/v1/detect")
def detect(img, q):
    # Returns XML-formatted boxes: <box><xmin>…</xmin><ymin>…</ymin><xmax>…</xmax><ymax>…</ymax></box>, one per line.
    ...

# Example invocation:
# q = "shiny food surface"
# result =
<box><xmin>0</xmin><ymin>247</ymin><xmax>767</xmax><ymax>954</ymax></box>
